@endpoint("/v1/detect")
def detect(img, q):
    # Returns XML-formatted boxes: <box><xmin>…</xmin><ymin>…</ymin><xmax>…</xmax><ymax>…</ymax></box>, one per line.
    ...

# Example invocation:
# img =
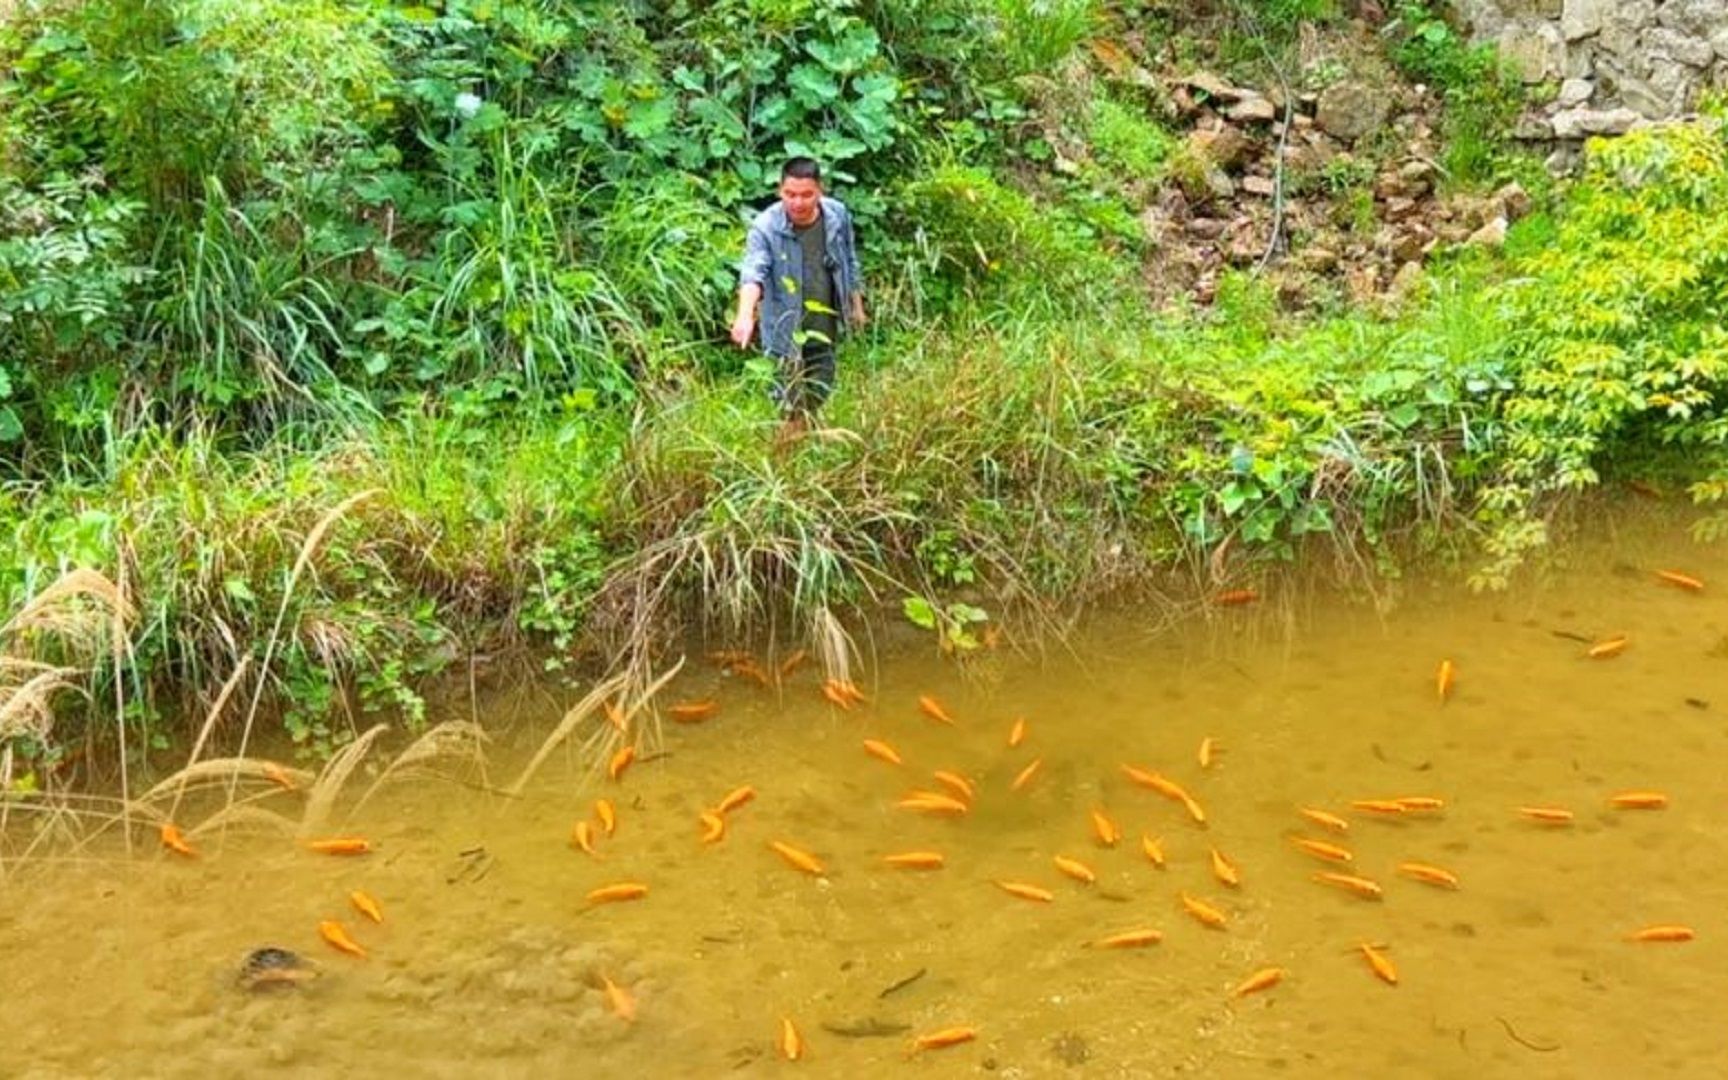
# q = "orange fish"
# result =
<box><xmin>779</xmin><ymin>1016</ymin><xmax>804</xmax><ymax>1061</ymax></box>
<box><xmin>349</xmin><ymin>890</ymin><xmax>384</xmax><ymax>924</ymax></box>
<box><xmin>1436</xmin><ymin>659</ymin><xmax>1456</xmax><ymax>703</ymax></box>
<box><xmin>1210</xmin><ymin>848</ymin><xmax>1240</xmax><ymax>888</ymax></box>
<box><xmin>778</xmin><ymin>649</ymin><xmax>809</xmax><ymax>677</ymax></box>
<box><xmin>1140</xmin><ymin>834</ymin><xmax>1166</xmax><ymax>869</ymax></box>
<box><xmin>716</xmin><ymin>786</ymin><xmax>756</xmax><ymax>815</ymax></box>
<box><xmin>1120</xmin><ymin>764</ymin><xmax>1183</xmax><ymax>800</ymax></box>
<box><xmin>1656</xmin><ymin>570</ymin><xmax>1704</xmax><ymax>592</ymax></box>
<box><xmin>1090</xmin><ymin>808</ymin><xmax>1121</xmax><ymax>847</ymax></box>
<box><xmin>595</xmin><ymin>798</ymin><xmax>618</xmax><ymax>835</ymax></box>
<box><xmin>1628</xmin><ymin>925</ymin><xmax>1694</xmax><ymax>943</ymax></box>
<box><xmin>1609</xmin><ymin>791</ymin><xmax>1668</xmax><ymax>809</ymax></box>
<box><xmin>836</xmin><ymin>680</ymin><xmax>868</xmax><ymax>705</ymax></box>
<box><xmin>1091</xmin><ymin>928</ymin><xmax>1163</xmax><ymax>949</ymax></box>
<box><xmin>303</xmin><ymin>837</ymin><xmax>371</xmax><ymax>855</ymax></box>
<box><xmin>603</xmin><ymin>700</ymin><xmax>627</xmax><ymax>732</ymax></box>
<box><xmin>770</xmin><ymin>840</ymin><xmax>825</xmax><ymax>876</ymax></box>
<box><xmin>994</xmin><ymin>881</ymin><xmax>1054</xmax><ymax>903</ymax></box>
<box><xmin>1180</xmin><ymin>892</ymin><xmax>1228</xmax><ymax>929</ymax></box>
<box><xmin>1518</xmin><ymin>806</ymin><xmax>1575</xmax><ymax>824</ymax></box>
<box><xmin>1313</xmin><ymin>871</ymin><xmax>1383</xmax><ymax>900</ymax></box>
<box><xmin>1215</xmin><ymin>588</ymin><xmax>1258</xmax><ymax>606</ymax></box>
<box><xmin>1230</xmin><ymin>967</ymin><xmax>1284</xmax><ymax>998</ymax></box>
<box><xmin>898</xmin><ymin>792</ymin><xmax>970</xmax><ymax>815</ymax></box>
<box><xmin>1053</xmin><ymin>855</ymin><xmax>1097</xmax><ymax>884</ymax></box>
<box><xmin>918</xmin><ymin>695</ymin><xmax>957</xmax><ymax>725</ymax></box>
<box><xmin>1396</xmin><ymin>862</ymin><xmax>1459</xmax><ymax>889</ymax></box>
<box><xmin>863</xmin><ymin>739</ymin><xmax>903</xmax><ymax>766</ymax></box>
<box><xmin>1181</xmin><ymin>793</ymin><xmax>1207</xmax><ymax>825</ymax></box>
<box><xmin>1298</xmin><ymin>807</ymin><xmax>1350</xmax><ymax>833</ymax></box>
<box><xmin>1360</xmin><ymin>943</ymin><xmax>1397</xmax><ymax>985</ymax></box>
<box><xmin>607</xmin><ymin>745</ymin><xmax>635</xmax><ymax>782</ymax></box>
<box><xmin>159</xmin><ymin>823</ymin><xmax>197</xmax><ymax>858</ymax></box>
<box><xmin>821</xmin><ymin>680</ymin><xmax>854</xmax><ymax>709</ymax></box>
<box><xmin>1349</xmin><ymin>799</ymin><xmax>1407</xmax><ymax>816</ymax></box>
<box><xmin>586</xmin><ymin>882</ymin><xmax>649</xmax><ymax>905</ymax></box>
<box><xmin>907</xmin><ymin>1026</ymin><xmax>977</xmax><ymax>1056</ymax></box>
<box><xmin>1588</xmin><ymin>636</ymin><xmax>1629</xmax><ymax>659</ymax></box>
<box><xmin>571</xmin><ymin>820</ymin><xmax>602</xmax><ymax>857</ymax></box>
<box><xmin>1198</xmin><ymin>737</ymin><xmax>1219</xmax><ymax>769</ymax></box>
<box><xmin>1010</xmin><ymin>758</ymin><xmax>1043</xmax><ymax>792</ymax></box>
<box><xmin>602</xmin><ymin>974</ymin><xmax>636</xmax><ymax>1022</ymax></box>
<box><xmin>708</xmin><ymin>649</ymin><xmax>752</xmax><ymax>666</ymax></box>
<box><xmin>1393</xmin><ymin>796</ymin><xmax>1445</xmax><ymax>812</ymax></box>
<box><xmin>699</xmin><ymin>810</ymin><xmax>726</xmax><ymax>845</ymax></box>
<box><xmin>730</xmin><ymin>660</ymin><xmax>771</xmax><ymax>687</ymax></box>
<box><xmin>262</xmin><ymin>763</ymin><xmax>297</xmax><ymax>791</ymax></box>
<box><xmin>669</xmin><ymin>699</ymin><xmax>720</xmax><ymax>722</ymax></box>
<box><xmin>1007</xmin><ymin>718</ymin><xmax>1027</xmax><ymax>748</ymax></box>
<box><xmin>932</xmin><ymin>770</ymin><xmax>975</xmax><ymax>803</ymax></box>
<box><xmin>883</xmin><ymin>851</ymin><xmax>945</xmax><ymax>870</ymax></box>
<box><xmin>1291</xmin><ymin>837</ymin><xmax>1353</xmax><ymax>863</ymax></box>
<box><xmin>318</xmin><ymin>919</ymin><xmax>366</xmax><ymax>958</ymax></box>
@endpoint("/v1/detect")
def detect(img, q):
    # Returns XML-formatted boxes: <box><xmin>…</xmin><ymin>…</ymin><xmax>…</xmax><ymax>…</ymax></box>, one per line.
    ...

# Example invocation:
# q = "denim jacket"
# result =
<box><xmin>738</xmin><ymin>196</ymin><xmax>863</xmax><ymax>359</ymax></box>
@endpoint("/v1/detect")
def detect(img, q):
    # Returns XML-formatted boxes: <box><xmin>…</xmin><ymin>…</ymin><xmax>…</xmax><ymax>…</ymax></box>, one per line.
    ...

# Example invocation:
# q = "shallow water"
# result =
<box><xmin>4</xmin><ymin>516</ymin><xmax>1727</xmax><ymax>1079</ymax></box>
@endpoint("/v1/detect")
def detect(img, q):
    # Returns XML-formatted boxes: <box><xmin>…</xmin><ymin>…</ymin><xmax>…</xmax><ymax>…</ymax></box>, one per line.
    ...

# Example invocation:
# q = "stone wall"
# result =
<box><xmin>1457</xmin><ymin>0</ymin><xmax>1728</xmax><ymax>140</ymax></box>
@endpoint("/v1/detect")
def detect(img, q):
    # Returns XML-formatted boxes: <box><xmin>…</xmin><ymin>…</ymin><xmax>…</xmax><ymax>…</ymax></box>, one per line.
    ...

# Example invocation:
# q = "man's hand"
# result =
<box><xmin>729</xmin><ymin>310</ymin><xmax>755</xmax><ymax>349</ymax></box>
<box><xmin>848</xmin><ymin>295</ymin><xmax>867</xmax><ymax>330</ymax></box>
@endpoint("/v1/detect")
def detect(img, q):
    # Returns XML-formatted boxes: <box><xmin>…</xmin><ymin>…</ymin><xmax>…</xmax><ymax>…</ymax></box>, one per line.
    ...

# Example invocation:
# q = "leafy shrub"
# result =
<box><xmin>1472</xmin><ymin>120</ymin><xmax>1728</xmax><ymax>583</ymax></box>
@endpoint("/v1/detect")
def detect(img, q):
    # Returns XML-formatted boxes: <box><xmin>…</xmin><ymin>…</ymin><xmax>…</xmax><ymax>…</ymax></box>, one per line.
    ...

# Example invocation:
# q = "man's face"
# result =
<box><xmin>778</xmin><ymin>176</ymin><xmax>822</xmax><ymax>227</ymax></box>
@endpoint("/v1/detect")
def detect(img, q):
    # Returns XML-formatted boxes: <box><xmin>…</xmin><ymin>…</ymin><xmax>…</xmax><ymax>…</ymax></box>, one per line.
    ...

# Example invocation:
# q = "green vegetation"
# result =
<box><xmin>1</xmin><ymin>0</ymin><xmax>1725</xmax><ymax>783</ymax></box>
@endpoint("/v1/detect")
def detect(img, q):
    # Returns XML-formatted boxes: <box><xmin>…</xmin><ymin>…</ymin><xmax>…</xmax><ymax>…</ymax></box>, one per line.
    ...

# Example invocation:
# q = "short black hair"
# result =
<box><xmin>781</xmin><ymin>157</ymin><xmax>822</xmax><ymax>183</ymax></box>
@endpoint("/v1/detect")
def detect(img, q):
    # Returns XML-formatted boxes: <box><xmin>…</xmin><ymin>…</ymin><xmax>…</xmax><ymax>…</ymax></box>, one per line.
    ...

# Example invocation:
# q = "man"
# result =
<box><xmin>730</xmin><ymin>157</ymin><xmax>866</xmax><ymax>439</ymax></box>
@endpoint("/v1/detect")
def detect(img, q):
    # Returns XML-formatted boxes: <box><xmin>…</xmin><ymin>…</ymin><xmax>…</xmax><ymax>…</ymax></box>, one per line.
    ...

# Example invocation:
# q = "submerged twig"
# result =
<box><xmin>1496</xmin><ymin>1016</ymin><xmax>1560</xmax><ymax>1053</ymax></box>
<box><xmin>877</xmin><ymin>967</ymin><xmax>927</xmax><ymax>999</ymax></box>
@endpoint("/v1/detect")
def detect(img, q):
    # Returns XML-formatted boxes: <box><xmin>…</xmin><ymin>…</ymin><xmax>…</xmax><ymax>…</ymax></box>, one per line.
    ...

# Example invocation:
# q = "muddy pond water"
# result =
<box><xmin>3</xmin><ymin>518</ymin><xmax>1726</xmax><ymax>1079</ymax></box>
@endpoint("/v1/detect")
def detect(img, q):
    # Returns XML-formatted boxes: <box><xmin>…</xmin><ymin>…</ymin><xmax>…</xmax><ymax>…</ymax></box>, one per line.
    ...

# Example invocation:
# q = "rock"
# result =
<box><xmin>1498</xmin><ymin>23</ymin><xmax>1566</xmax><ymax>83</ymax></box>
<box><xmin>1645</xmin><ymin>27</ymin><xmax>1717</xmax><ymax>69</ymax></box>
<box><xmin>1513</xmin><ymin>114</ymin><xmax>1555</xmax><ymax>140</ymax></box>
<box><xmin>1467</xmin><ymin>216</ymin><xmax>1508</xmax><ymax>249</ymax></box>
<box><xmin>1390</xmin><ymin>260</ymin><xmax>1425</xmax><ymax>297</ymax></box>
<box><xmin>1619</xmin><ymin>62</ymin><xmax>1696</xmax><ymax>118</ymax></box>
<box><xmin>1657</xmin><ymin>0</ymin><xmax>1728</xmax><ymax>37</ymax></box>
<box><xmin>1391</xmin><ymin>226</ymin><xmax>1430</xmax><ymax>263</ymax></box>
<box><xmin>1561</xmin><ymin>0</ymin><xmax>1615</xmax><ymax>41</ymax></box>
<box><xmin>1494</xmin><ymin>181</ymin><xmax>1532</xmax><ymax>222</ymax></box>
<box><xmin>1545</xmin><ymin>145</ymin><xmax>1582</xmax><ymax>175</ymax></box>
<box><xmin>1186</xmin><ymin>125</ymin><xmax>1251</xmax><ymax>170</ymax></box>
<box><xmin>1384</xmin><ymin>196</ymin><xmax>1419</xmax><ymax>221</ymax></box>
<box><xmin>1398</xmin><ymin>159</ymin><xmax>1436</xmax><ymax>184</ymax></box>
<box><xmin>1186</xmin><ymin>217</ymin><xmax>1228</xmax><ymax>240</ymax></box>
<box><xmin>1185</xmin><ymin>70</ymin><xmax>1239</xmax><ymax>102</ymax></box>
<box><xmin>1315</xmin><ymin>81</ymin><xmax>1391</xmax><ymax>143</ymax></box>
<box><xmin>1502</xmin><ymin>0</ymin><xmax>1562</xmax><ymax>16</ymax></box>
<box><xmin>1298</xmin><ymin>246</ymin><xmax>1339</xmax><ymax>272</ymax></box>
<box><xmin>1550</xmin><ymin>106</ymin><xmax>1642</xmax><ymax>138</ymax></box>
<box><xmin>1602</xmin><ymin>1</ymin><xmax>1658</xmax><ymax>57</ymax></box>
<box><xmin>1556</xmin><ymin>77</ymin><xmax>1594</xmax><ymax>107</ymax></box>
<box><xmin>1241</xmin><ymin>175</ymin><xmax>1276</xmax><ymax>196</ymax></box>
<box><xmin>1226</xmin><ymin>95</ymin><xmax>1278</xmax><ymax>124</ymax></box>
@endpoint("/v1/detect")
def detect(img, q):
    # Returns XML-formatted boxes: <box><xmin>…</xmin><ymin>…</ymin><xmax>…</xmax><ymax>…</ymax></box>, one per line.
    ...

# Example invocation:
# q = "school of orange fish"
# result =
<box><xmin>151</xmin><ymin>568</ymin><xmax>1709</xmax><ymax>1062</ymax></box>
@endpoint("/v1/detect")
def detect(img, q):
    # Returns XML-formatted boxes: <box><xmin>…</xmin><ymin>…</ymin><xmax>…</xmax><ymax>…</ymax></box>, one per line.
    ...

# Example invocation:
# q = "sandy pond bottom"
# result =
<box><xmin>3</xmin><ymin>521</ymin><xmax>1727</xmax><ymax>1079</ymax></box>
